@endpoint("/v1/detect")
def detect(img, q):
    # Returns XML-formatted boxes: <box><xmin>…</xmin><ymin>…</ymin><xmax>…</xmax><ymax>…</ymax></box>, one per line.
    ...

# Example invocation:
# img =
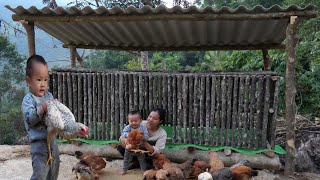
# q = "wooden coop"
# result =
<box><xmin>7</xmin><ymin>4</ymin><xmax>317</xmax><ymax>174</ymax></box>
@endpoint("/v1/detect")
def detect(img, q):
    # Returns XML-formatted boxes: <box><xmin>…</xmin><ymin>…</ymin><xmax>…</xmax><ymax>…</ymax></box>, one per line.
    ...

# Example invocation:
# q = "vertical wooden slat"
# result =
<box><xmin>270</xmin><ymin>77</ymin><xmax>280</xmax><ymax>148</ymax></box>
<box><xmin>114</xmin><ymin>74</ymin><xmax>120</xmax><ymax>138</ymax></box>
<box><xmin>205</xmin><ymin>75</ymin><xmax>211</xmax><ymax>145</ymax></box>
<box><xmin>67</xmin><ymin>73</ymin><xmax>73</xmax><ymax>112</ymax></box>
<box><xmin>220</xmin><ymin>76</ymin><xmax>226</xmax><ymax>146</ymax></box>
<box><xmin>188</xmin><ymin>76</ymin><xmax>194</xmax><ymax>144</ymax></box>
<box><xmin>262</xmin><ymin>76</ymin><xmax>271</xmax><ymax>148</ymax></box>
<box><xmin>215</xmin><ymin>76</ymin><xmax>221</xmax><ymax>146</ymax></box>
<box><xmin>249</xmin><ymin>76</ymin><xmax>257</xmax><ymax>148</ymax></box>
<box><xmin>83</xmin><ymin>74</ymin><xmax>88</xmax><ymax>127</ymax></box>
<box><xmin>153</xmin><ymin>75</ymin><xmax>158</xmax><ymax>109</ymax></box>
<box><xmin>72</xmin><ymin>73</ymin><xmax>78</xmax><ymax>122</ymax></box>
<box><xmin>226</xmin><ymin>76</ymin><xmax>233</xmax><ymax>146</ymax></box>
<box><xmin>110</xmin><ymin>74</ymin><xmax>115</xmax><ymax>139</ymax></box>
<box><xmin>93</xmin><ymin>73</ymin><xmax>97</xmax><ymax>140</ymax></box>
<box><xmin>237</xmin><ymin>76</ymin><xmax>244</xmax><ymax>147</ymax></box>
<box><xmin>62</xmin><ymin>73</ymin><xmax>67</xmax><ymax>104</ymax></box>
<box><xmin>77</xmin><ymin>74</ymin><xmax>83</xmax><ymax>124</ymax></box>
<box><xmin>148</xmin><ymin>75</ymin><xmax>153</xmax><ymax>112</ymax></box>
<box><xmin>210</xmin><ymin>76</ymin><xmax>216</xmax><ymax>145</ymax></box>
<box><xmin>133</xmin><ymin>74</ymin><xmax>139</xmax><ymax>110</ymax></box>
<box><xmin>177</xmin><ymin>75</ymin><xmax>182</xmax><ymax>144</ymax></box>
<box><xmin>162</xmin><ymin>75</ymin><xmax>168</xmax><ymax>123</ymax></box>
<box><xmin>52</xmin><ymin>73</ymin><xmax>58</xmax><ymax>98</ymax></box>
<box><xmin>106</xmin><ymin>73</ymin><xmax>111</xmax><ymax>140</ymax></box>
<box><xmin>119</xmin><ymin>74</ymin><xmax>125</xmax><ymax>134</ymax></box>
<box><xmin>167</xmin><ymin>76</ymin><xmax>173</xmax><ymax>126</ymax></box>
<box><xmin>182</xmin><ymin>75</ymin><xmax>188</xmax><ymax>144</ymax></box>
<box><xmin>231</xmin><ymin>76</ymin><xmax>239</xmax><ymax>147</ymax></box>
<box><xmin>172</xmin><ymin>75</ymin><xmax>177</xmax><ymax>143</ymax></box>
<box><xmin>193</xmin><ymin>76</ymin><xmax>199</xmax><ymax>144</ymax></box>
<box><xmin>158</xmin><ymin>75</ymin><xmax>163</xmax><ymax>109</ymax></box>
<box><xmin>139</xmin><ymin>75</ymin><xmax>144</xmax><ymax>115</ymax></box>
<box><xmin>199</xmin><ymin>76</ymin><xmax>205</xmax><ymax>145</ymax></box>
<box><xmin>128</xmin><ymin>74</ymin><xmax>133</xmax><ymax>111</ymax></box>
<box><xmin>143</xmin><ymin>75</ymin><xmax>148</xmax><ymax>119</ymax></box>
<box><xmin>88</xmin><ymin>73</ymin><xmax>93</xmax><ymax>138</ymax></box>
<box><xmin>124</xmin><ymin>73</ymin><xmax>129</xmax><ymax>121</ymax></box>
<box><xmin>97</xmin><ymin>73</ymin><xmax>102</xmax><ymax>139</ymax></box>
<box><xmin>243</xmin><ymin>76</ymin><xmax>250</xmax><ymax>147</ymax></box>
<box><xmin>256</xmin><ymin>76</ymin><xmax>264</xmax><ymax>148</ymax></box>
<box><xmin>58</xmin><ymin>73</ymin><xmax>63</xmax><ymax>101</ymax></box>
<box><xmin>102</xmin><ymin>73</ymin><xmax>106</xmax><ymax>139</ymax></box>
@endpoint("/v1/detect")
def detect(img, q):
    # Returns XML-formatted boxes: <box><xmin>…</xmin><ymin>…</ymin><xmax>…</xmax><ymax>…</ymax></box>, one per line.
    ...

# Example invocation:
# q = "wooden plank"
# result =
<box><xmin>256</xmin><ymin>76</ymin><xmax>264</xmax><ymax>148</ymax></box>
<box><xmin>67</xmin><ymin>73</ymin><xmax>72</xmax><ymax>112</ymax></box>
<box><xmin>199</xmin><ymin>76</ymin><xmax>205</xmax><ymax>145</ymax></box>
<box><xmin>188</xmin><ymin>76</ymin><xmax>194</xmax><ymax>144</ymax></box>
<box><xmin>215</xmin><ymin>76</ymin><xmax>221</xmax><ymax>146</ymax></box>
<box><xmin>182</xmin><ymin>75</ymin><xmax>188</xmax><ymax>144</ymax></box>
<box><xmin>210</xmin><ymin>76</ymin><xmax>216</xmax><ymax>145</ymax></box>
<box><xmin>148</xmin><ymin>75</ymin><xmax>153</xmax><ymax>112</ymax></box>
<box><xmin>231</xmin><ymin>76</ymin><xmax>239</xmax><ymax>147</ymax></box>
<box><xmin>110</xmin><ymin>73</ymin><xmax>115</xmax><ymax>139</ymax></box>
<box><xmin>72</xmin><ymin>73</ymin><xmax>78</xmax><ymax>122</ymax></box>
<box><xmin>153</xmin><ymin>75</ymin><xmax>158</xmax><ymax>109</ymax></box>
<box><xmin>177</xmin><ymin>75</ymin><xmax>182</xmax><ymax>144</ymax></box>
<box><xmin>162</xmin><ymin>75</ymin><xmax>168</xmax><ymax>124</ymax></box>
<box><xmin>193</xmin><ymin>76</ymin><xmax>199</xmax><ymax>144</ymax></box>
<box><xmin>237</xmin><ymin>76</ymin><xmax>244</xmax><ymax>147</ymax></box>
<box><xmin>248</xmin><ymin>76</ymin><xmax>257</xmax><ymax>148</ymax></box>
<box><xmin>133</xmin><ymin>74</ymin><xmax>139</xmax><ymax>109</ymax></box>
<box><xmin>52</xmin><ymin>73</ymin><xmax>58</xmax><ymax>98</ymax></box>
<box><xmin>87</xmin><ymin>73</ymin><xmax>93</xmax><ymax>139</ymax></box>
<box><xmin>77</xmin><ymin>73</ymin><xmax>83</xmax><ymax>124</ymax></box>
<box><xmin>220</xmin><ymin>76</ymin><xmax>226</xmax><ymax>146</ymax></box>
<box><xmin>167</xmin><ymin>75</ymin><xmax>173</xmax><ymax>127</ymax></box>
<box><xmin>226</xmin><ymin>76</ymin><xmax>233</xmax><ymax>146</ymax></box>
<box><xmin>243</xmin><ymin>76</ymin><xmax>250</xmax><ymax>147</ymax></box>
<box><xmin>143</xmin><ymin>74</ymin><xmax>148</xmax><ymax>119</ymax></box>
<box><xmin>128</xmin><ymin>74</ymin><xmax>133</xmax><ymax>111</ymax></box>
<box><xmin>262</xmin><ymin>76</ymin><xmax>271</xmax><ymax>148</ymax></box>
<box><xmin>172</xmin><ymin>75</ymin><xmax>177</xmax><ymax>143</ymax></box>
<box><xmin>83</xmin><ymin>74</ymin><xmax>88</xmax><ymax>127</ymax></box>
<box><xmin>119</xmin><ymin>73</ymin><xmax>125</xmax><ymax>134</ymax></box>
<box><xmin>97</xmin><ymin>73</ymin><xmax>102</xmax><ymax>139</ymax></box>
<box><xmin>92</xmin><ymin>73</ymin><xmax>97</xmax><ymax>140</ymax></box>
<box><xmin>106</xmin><ymin>73</ymin><xmax>111</xmax><ymax>140</ymax></box>
<box><xmin>270</xmin><ymin>76</ymin><xmax>280</xmax><ymax>148</ymax></box>
<box><xmin>114</xmin><ymin>74</ymin><xmax>120</xmax><ymax>138</ymax></box>
<box><xmin>124</xmin><ymin>73</ymin><xmax>129</xmax><ymax>121</ymax></box>
<box><xmin>62</xmin><ymin>73</ymin><xmax>67</xmax><ymax>104</ymax></box>
<box><xmin>57</xmin><ymin>73</ymin><xmax>63</xmax><ymax>102</ymax></box>
<box><xmin>138</xmin><ymin>75</ymin><xmax>144</xmax><ymax>116</ymax></box>
<box><xmin>102</xmin><ymin>73</ymin><xmax>106</xmax><ymax>139</ymax></box>
<box><xmin>158</xmin><ymin>75</ymin><xmax>163</xmax><ymax>110</ymax></box>
<box><xmin>205</xmin><ymin>75</ymin><xmax>211</xmax><ymax>145</ymax></box>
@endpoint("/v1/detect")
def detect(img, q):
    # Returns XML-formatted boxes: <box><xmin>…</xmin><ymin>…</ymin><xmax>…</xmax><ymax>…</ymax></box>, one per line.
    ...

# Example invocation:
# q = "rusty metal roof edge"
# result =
<box><xmin>5</xmin><ymin>4</ymin><xmax>318</xmax><ymax>16</ymax></box>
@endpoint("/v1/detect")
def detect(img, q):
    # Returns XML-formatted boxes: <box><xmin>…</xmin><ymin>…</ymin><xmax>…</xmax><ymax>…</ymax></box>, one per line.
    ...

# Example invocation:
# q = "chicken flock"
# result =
<box><xmin>144</xmin><ymin>151</ymin><xmax>258</xmax><ymax>180</ymax></box>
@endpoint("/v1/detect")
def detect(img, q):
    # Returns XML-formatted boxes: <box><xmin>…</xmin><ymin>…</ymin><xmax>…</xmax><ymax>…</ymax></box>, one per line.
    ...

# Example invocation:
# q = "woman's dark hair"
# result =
<box><xmin>26</xmin><ymin>55</ymin><xmax>47</xmax><ymax>77</ymax></box>
<box><xmin>151</xmin><ymin>108</ymin><xmax>166</xmax><ymax>124</ymax></box>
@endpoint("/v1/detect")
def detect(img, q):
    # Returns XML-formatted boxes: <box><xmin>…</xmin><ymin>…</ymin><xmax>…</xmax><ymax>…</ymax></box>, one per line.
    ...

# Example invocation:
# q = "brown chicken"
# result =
<box><xmin>191</xmin><ymin>160</ymin><xmax>211</xmax><ymax>178</ymax></box>
<box><xmin>231</xmin><ymin>165</ymin><xmax>258</xmax><ymax>180</ymax></box>
<box><xmin>208</xmin><ymin>151</ymin><xmax>224</xmax><ymax>174</ymax></box>
<box><xmin>72</xmin><ymin>160</ymin><xmax>98</xmax><ymax>180</ymax></box>
<box><xmin>152</xmin><ymin>153</ymin><xmax>184</xmax><ymax>179</ymax></box>
<box><xmin>143</xmin><ymin>169</ymin><xmax>158</xmax><ymax>180</ymax></box>
<box><xmin>156</xmin><ymin>169</ymin><xmax>170</xmax><ymax>180</ymax></box>
<box><xmin>75</xmin><ymin>151</ymin><xmax>106</xmax><ymax>174</ymax></box>
<box><xmin>175</xmin><ymin>158</ymin><xmax>197</xmax><ymax>178</ymax></box>
<box><xmin>126</xmin><ymin>129</ymin><xmax>149</xmax><ymax>153</ymax></box>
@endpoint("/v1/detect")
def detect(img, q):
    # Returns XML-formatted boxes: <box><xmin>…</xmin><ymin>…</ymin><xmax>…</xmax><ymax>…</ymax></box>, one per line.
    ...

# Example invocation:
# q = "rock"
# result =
<box><xmin>295</xmin><ymin>137</ymin><xmax>320</xmax><ymax>173</ymax></box>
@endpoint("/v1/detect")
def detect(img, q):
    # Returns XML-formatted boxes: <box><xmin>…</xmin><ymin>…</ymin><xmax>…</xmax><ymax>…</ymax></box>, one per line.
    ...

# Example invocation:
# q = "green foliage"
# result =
<box><xmin>0</xmin><ymin>34</ymin><xmax>26</xmax><ymax>144</ymax></box>
<box><xmin>126</xmin><ymin>58</ymin><xmax>143</xmax><ymax>70</ymax></box>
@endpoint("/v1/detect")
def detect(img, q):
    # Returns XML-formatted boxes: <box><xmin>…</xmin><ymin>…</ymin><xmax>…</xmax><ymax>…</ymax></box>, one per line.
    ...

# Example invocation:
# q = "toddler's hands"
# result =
<box><xmin>41</xmin><ymin>101</ymin><xmax>48</xmax><ymax>113</ymax></box>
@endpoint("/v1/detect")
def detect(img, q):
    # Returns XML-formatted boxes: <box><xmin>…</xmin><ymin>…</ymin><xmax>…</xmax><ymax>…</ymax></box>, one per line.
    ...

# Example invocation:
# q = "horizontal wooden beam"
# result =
<box><xmin>11</xmin><ymin>11</ymin><xmax>317</xmax><ymax>22</ymax></box>
<box><xmin>62</xmin><ymin>43</ymin><xmax>285</xmax><ymax>51</ymax></box>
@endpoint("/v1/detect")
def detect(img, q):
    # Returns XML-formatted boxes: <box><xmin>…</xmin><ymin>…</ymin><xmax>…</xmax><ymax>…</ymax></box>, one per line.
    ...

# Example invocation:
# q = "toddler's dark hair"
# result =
<box><xmin>129</xmin><ymin>110</ymin><xmax>142</xmax><ymax>118</ymax></box>
<box><xmin>26</xmin><ymin>55</ymin><xmax>47</xmax><ymax>77</ymax></box>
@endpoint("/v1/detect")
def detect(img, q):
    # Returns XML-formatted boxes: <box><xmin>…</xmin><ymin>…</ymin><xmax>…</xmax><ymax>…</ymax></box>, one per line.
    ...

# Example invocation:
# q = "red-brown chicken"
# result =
<box><xmin>125</xmin><ymin>129</ymin><xmax>149</xmax><ymax>153</ymax></box>
<box><xmin>208</xmin><ymin>151</ymin><xmax>224</xmax><ymax>174</ymax></box>
<box><xmin>231</xmin><ymin>165</ymin><xmax>258</xmax><ymax>180</ymax></box>
<box><xmin>75</xmin><ymin>151</ymin><xmax>106</xmax><ymax>174</ymax></box>
<box><xmin>191</xmin><ymin>160</ymin><xmax>211</xmax><ymax>178</ymax></box>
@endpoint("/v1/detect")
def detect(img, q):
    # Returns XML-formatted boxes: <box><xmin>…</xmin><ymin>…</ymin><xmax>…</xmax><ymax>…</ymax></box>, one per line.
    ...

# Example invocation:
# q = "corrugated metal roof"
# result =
<box><xmin>6</xmin><ymin>5</ymin><xmax>318</xmax><ymax>51</ymax></box>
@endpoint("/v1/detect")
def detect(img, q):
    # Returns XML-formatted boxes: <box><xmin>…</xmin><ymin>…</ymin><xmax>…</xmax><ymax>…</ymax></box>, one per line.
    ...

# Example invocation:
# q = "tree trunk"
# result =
<box><xmin>284</xmin><ymin>16</ymin><xmax>298</xmax><ymax>176</ymax></box>
<box><xmin>21</xmin><ymin>21</ymin><xmax>35</xmax><ymax>57</ymax></box>
<box><xmin>262</xmin><ymin>50</ymin><xmax>271</xmax><ymax>71</ymax></box>
<box><xmin>141</xmin><ymin>51</ymin><xmax>148</xmax><ymax>70</ymax></box>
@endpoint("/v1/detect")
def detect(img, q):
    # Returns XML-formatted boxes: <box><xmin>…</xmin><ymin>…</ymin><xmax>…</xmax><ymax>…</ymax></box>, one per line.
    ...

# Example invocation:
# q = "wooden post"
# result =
<box><xmin>284</xmin><ymin>16</ymin><xmax>298</xmax><ymax>176</ymax></box>
<box><xmin>70</xmin><ymin>46</ymin><xmax>76</xmax><ymax>68</ymax></box>
<box><xmin>20</xmin><ymin>21</ymin><xmax>35</xmax><ymax>57</ymax></box>
<box><xmin>262</xmin><ymin>50</ymin><xmax>271</xmax><ymax>71</ymax></box>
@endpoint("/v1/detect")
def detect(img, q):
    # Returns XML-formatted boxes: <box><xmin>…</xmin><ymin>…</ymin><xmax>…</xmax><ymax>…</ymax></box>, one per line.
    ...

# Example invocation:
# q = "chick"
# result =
<box><xmin>198</xmin><ymin>172</ymin><xmax>213</xmax><ymax>180</ymax></box>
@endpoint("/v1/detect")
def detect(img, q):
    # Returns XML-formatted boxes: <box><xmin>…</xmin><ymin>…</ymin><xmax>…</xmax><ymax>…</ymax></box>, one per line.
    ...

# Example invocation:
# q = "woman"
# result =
<box><xmin>118</xmin><ymin>108</ymin><xmax>167</xmax><ymax>169</ymax></box>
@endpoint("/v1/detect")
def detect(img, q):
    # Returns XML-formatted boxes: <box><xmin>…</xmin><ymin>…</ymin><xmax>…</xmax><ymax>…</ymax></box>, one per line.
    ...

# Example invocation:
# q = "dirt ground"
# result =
<box><xmin>1</xmin><ymin>145</ymin><xmax>320</xmax><ymax>180</ymax></box>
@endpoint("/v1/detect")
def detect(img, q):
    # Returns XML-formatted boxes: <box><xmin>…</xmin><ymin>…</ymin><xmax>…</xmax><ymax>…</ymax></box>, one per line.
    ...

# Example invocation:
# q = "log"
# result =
<box><xmin>58</xmin><ymin>144</ymin><xmax>281</xmax><ymax>171</ymax></box>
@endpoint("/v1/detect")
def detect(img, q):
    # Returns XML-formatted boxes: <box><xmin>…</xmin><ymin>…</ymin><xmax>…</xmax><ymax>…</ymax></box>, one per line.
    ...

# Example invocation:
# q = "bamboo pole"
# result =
<box><xmin>249</xmin><ymin>76</ymin><xmax>257</xmax><ymax>148</ymax></box>
<box><xmin>72</xmin><ymin>73</ymin><xmax>78</xmax><ymax>121</ymax></box>
<box><xmin>67</xmin><ymin>73</ymin><xmax>72</xmax><ymax>112</ymax></box>
<box><xmin>110</xmin><ymin>74</ymin><xmax>115</xmax><ymax>139</ymax></box>
<box><xmin>88</xmin><ymin>73</ymin><xmax>93</xmax><ymax>139</ymax></box>
<box><xmin>211</xmin><ymin>76</ymin><xmax>216</xmax><ymax>145</ymax></box>
<box><xmin>193</xmin><ymin>76</ymin><xmax>199</xmax><ymax>144</ymax></box>
<box><xmin>177</xmin><ymin>75</ymin><xmax>182</xmax><ymax>143</ymax></box>
<box><xmin>102</xmin><ymin>73</ymin><xmax>106</xmax><ymax>139</ymax></box>
<box><xmin>226</xmin><ymin>76</ymin><xmax>233</xmax><ymax>146</ymax></box>
<box><xmin>182</xmin><ymin>75</ymin><xmax>188</xmax><ymax>144</ymax></box>
<box><xmin>237</xmin><ymin>76</ymin><xmax>244</xmax><ymax>147</ymax></box>
<box><xmin>243</xmin><ymin>76</ymin><xmax>250</xmax><ymax>147</ymax></box>
<box><xmin>231</xmin><ymin>76</ymin><xmax>238</xmax><ymax>147</ymax></box>
<box><xmin>205</xmin><ymin>75</ymin><xmax>211</xmax><ymax>145</ymax></box>
<box><xmin>83</xmin><ymin>74</ymin><xmax>88</xmax><ymax>127</ymax></box>
<box><xmin>93</xmin><ymin>73</ymin><xmax>97</xmax><ymax>139</ymax></box>
<box><xmin>114</xmin><ymin>74</ymin><xmax>120</xmax><ymax>138</ymax></box>
<box><xmin>285</xmin><ymin>16</ymin><xmax>298</xmax><ymax>176</ymax></box>
<box><xmin>97</xmin><ymin>73</ymin><xmax>102</xmax><ymax>139</ymax></box>
<box><xmin>172</xmin><ymin>75</ymin><xmax>177</xmax><ymax>143</ymax></box>
<box><xmin>106</xmin><ymin>73</ymin><xmax>111</xmax><ymax>139</ymax></box>
<box><xmin>199</xmin><ymin>76</ymin><xmax>205</xmax><ymax>145</ymax></box>
<box><xmin>119</xmin><ymin>74</ymin><xmax>125</xmax><ymax>134</ymax></box>
<box><xmin>188</xmin><ymin>76</ymin><xmax>194</xmax><ymax>144</ymax></box>
<box><xmin>62</xmin><ymin>73</ymin><xmax>67</xmax><ymax>105</ymax></box>
<box><xmin>220</xmin><ymin>76</ymin><xmax>226</xmax><ymax>146</ymax></box>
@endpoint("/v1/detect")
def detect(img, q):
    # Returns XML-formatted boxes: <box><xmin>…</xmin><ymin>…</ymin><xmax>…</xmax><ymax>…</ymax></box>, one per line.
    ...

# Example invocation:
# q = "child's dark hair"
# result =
<box><xmin>26</xmin><ymin>55</ymin><xmax>47</xmax><ymax>77</ymax></box>
<box><xmin>129</xmin><ymin>110</ymin><xmax>142</xmax><ymax>118</ymax></box>
<box><xmin>151</xmin><ymin>108</ymin><xmax>166</xmax><ymax>124</ymax></box>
